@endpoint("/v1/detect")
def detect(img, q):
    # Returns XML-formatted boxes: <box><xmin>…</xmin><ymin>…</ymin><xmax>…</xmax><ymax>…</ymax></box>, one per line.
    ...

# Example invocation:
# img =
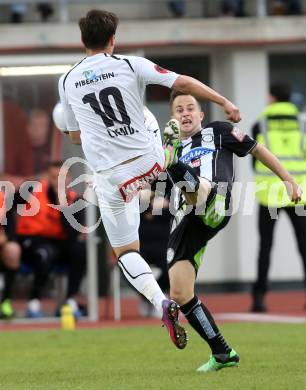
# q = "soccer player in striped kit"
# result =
<box><xmin>164</xmin><ymin>90</ymin><xmax>302</xmax><ymax>370</ymax></box>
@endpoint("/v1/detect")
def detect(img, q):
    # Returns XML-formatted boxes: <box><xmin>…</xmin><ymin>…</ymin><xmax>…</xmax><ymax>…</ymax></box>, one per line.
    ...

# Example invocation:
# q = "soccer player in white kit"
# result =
<box><xmin>58</xmin><ymin>9</ymin><xmax>241</xmax><ymax>349</ymax></box>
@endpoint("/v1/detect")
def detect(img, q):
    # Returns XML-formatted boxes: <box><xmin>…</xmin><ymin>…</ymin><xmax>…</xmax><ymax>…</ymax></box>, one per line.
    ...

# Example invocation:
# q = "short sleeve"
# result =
<box><xmin>129</xmin><ymin>56</ymin><xmax>179</xmax><ymax>88</ymax></box>
<box><xmin>143</xmin><ymin>106</ymin><xmax>162</xmax><ymax>147</ymax></box>
<box><xmin>144</xmin><ymin>106</ymin><xmax>159</xmax><ymax>132</ymax></box>
<box><xmin>216</xmin><ymin>121</ymin><xmax>257</xmax><ymax>157</ymax></box>
<box><xmin>58</xmin><ymin>74</ymin><xmax>79</xmax><ymax>132</ymax></box>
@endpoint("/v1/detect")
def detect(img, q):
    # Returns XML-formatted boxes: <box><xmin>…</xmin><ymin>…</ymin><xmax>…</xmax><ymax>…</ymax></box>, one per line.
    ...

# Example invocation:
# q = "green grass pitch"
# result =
<box><xmin>0</xmin><ymin>323</ymin><xmax>305</xmax><ymax>390</ymax></box>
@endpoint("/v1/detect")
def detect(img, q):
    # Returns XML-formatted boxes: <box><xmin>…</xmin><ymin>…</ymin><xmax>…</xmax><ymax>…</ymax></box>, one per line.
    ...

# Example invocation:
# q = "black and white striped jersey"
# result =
<box><xmin>178</xmin><ymin>121</ymin><xmax>257</xmax><ymax>192</ymax></box>
<box><xmin>167</xmin><ymin>122</ymin><xmax>257</xmax><ymax>262</ymax></box>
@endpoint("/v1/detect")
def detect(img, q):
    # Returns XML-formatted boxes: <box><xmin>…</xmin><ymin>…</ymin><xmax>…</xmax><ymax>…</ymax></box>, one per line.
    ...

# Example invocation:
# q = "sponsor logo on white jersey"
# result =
<box><xmin>75</xmin><ymin>71</ymin><xmax>115</xmax><ymax>88</ymax></box>
<box><xmin>118</xmin><ymin>163</ymin><xmax>162</xmax><ymax>202</ymax></box>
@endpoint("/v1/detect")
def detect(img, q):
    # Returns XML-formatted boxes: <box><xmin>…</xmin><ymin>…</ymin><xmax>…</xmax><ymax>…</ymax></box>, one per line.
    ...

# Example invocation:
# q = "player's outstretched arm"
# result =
<box><xmin>172</xmin><ymin>75</ymin><xmax>241</xmax><ymax>123</ymax></box>
<box><xmin>251</xmin><ymin>143</ymin><xmax>302</xmax><ymax>203</ymax></box>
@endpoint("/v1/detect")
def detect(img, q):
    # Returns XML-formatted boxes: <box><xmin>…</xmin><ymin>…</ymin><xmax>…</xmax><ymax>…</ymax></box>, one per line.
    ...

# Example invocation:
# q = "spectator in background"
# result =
<box><xmin>251</xmin><ymin>83</ymin><xmax>306</xmax><ymax>312</ymax></box>
<box><xmin>167</xmin><ymin>1</ymin><xmax>186</xmax><ymax>17</ymax></box>
<box><xmin>10</xmin><ymin>3</ymin><xmax>28</xmax><ymax>23</ymax></box>
<box><xmin>2</xmin><ymin>105</ymin><xmax>61</xmax><ymax>188</ymax></box>
<box><xmin>22</xmin><ymin>109</ymin><xmax>54</xmax><ymax>176</ymax></box>
<box><xmin>271</xmin><ymin>0</ymin><xmax>302</xmax><ymax>15</ymax></box>
<box><xmin>1</xmin><ymin>99</ymin><xmax>28</xmax><ymax>188</ymax></box>
<box><xmin>0</xmin><ymin>192</ymin><xmax>22</xmax><ymax>319</ymax></box>
<box><xmin>2</xmin><ymin>161</ymin><xmax>87</xmax><ymax>318</ymax></box>
<box><xmin>37</xmin><ymin>3</ymin><xmax>54</xmax><ymax>22</ymax></box>
<box><xmin>221</xmin><ymin>0</ymin><xmax>245</xmax><ymax>16</ymax></box>
<box><xmin>287</xmin><ymin>0</ymin><xmax>302</xmax><ymax>14</ymax></box>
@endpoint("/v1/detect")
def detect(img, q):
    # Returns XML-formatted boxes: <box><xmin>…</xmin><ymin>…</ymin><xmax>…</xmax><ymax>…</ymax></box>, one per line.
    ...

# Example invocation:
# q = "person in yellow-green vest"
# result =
<box><xmin>251</xmin><ymin>83</ymin><xmax>306</xmax><ymax>312</ymax></box>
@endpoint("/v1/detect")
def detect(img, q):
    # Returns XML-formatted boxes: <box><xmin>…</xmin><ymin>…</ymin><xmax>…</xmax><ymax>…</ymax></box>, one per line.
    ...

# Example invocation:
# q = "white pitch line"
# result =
<box><xmin>215</xmin><ymin>312</ymin><xmax>306</xmax><ymax>324</ymax></box>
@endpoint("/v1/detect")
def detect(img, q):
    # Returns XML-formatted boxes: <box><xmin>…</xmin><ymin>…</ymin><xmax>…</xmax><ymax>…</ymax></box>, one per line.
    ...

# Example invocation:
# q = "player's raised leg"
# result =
<box><xmin>94</xmin><ymin>157</ymin><xmax>187</xmax><ymax>350</ymax></box>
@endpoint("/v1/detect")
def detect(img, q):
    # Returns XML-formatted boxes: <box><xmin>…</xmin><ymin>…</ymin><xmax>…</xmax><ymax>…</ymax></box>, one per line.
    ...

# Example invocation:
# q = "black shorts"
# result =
<box><xmin>167</xmin><ymin>190</ymin><xmax>231</xmax><ymax>272</ymax></box>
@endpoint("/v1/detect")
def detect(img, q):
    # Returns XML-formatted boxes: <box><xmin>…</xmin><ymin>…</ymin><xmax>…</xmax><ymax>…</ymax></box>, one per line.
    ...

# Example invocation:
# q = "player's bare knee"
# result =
<box><xmin>170</xmin><ymin>290</ymin><xmax>184</xmax><ymax>306</ymax></box>
<box><xmin>185</xmin><ymin>178</ymin><xmax>211</xmax><ymax>207</ymax></box>
<box><xmin>1</xmin><ymin>242</ymin><xmax>21</xmax><ymax>269</ymax></box>
<box><xmin>170</xmin><ymin>287</ymin><xmax>193</xmax><ymax>306</ymax></box>
<box><xmin>113</xmin><ymin>241</ymin><xmax>140</xmax><ymax>259</ymax></box>
<box><xmin>196</xmin><ymin>178</ymin><xmax>212</xmax><ymax>205</ymax></box>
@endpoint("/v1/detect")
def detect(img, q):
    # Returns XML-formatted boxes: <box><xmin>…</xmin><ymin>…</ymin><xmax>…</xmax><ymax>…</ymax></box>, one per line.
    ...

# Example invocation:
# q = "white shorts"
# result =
<box><xmin>93</xmin><ymin>145</ymin><xmax>165</xmax><ymax>247</ymax></box>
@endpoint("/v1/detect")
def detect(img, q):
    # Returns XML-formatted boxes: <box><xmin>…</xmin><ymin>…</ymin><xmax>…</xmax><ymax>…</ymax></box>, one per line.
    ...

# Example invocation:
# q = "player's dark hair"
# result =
<box><xmin>170</xmin><ymin>90</ymin><xmax>202</xmax><ymax>111</ymax></box>
<box><xmin>79</xmin><ymin>9</ymin><xmax>119</xmax><ymax>50</ymax></box>
<box><xmin>270</xmin><ymin>83</ymin><xmax>291</xmax><ymax>102</ymax></box>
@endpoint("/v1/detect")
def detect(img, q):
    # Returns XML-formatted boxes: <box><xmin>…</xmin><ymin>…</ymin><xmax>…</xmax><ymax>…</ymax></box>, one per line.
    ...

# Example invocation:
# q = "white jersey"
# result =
<box><xmin>143</xmin><ymin>106</ymin><xmax>162</xmax><ymax>148</ymax></box>
<box><xmin>58</xmin><ymin>53</ymin><xmax>179</xmax><ymax>171</ymax></box>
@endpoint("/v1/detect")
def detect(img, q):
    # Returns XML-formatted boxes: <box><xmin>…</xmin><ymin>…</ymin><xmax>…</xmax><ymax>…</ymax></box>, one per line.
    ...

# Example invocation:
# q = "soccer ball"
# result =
<box><xmin>52</xmin><ymin>102</ymin><xmax>68</xmax><ymax>133</ymax></box>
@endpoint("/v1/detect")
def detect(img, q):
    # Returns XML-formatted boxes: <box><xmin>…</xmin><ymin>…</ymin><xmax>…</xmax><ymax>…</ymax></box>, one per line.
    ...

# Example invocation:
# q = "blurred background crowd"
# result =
<box><xmin>0</xmin><ymin>1</ymin><xmax>305</xmax><ymax>23</ymax></box>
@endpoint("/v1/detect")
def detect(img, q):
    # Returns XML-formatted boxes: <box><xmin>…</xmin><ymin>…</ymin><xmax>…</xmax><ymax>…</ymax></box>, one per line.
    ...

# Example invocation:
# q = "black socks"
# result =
<box><xmin>2</xmin><ymin>267</ymin><xmax>17</xmax><ymax>301</ymax></box>
<box><xmin>180</xmin><ymin>295</ymin><xmax>231</xmax><ymax>355</ymax></box>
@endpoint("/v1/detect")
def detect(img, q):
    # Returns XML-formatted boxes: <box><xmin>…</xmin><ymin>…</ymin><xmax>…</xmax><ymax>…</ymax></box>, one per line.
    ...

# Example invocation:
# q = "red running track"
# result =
<box><xmin>0</xmin><ymin>290</ymin><xmax>305</xmax><ymax>331</ymax></box>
